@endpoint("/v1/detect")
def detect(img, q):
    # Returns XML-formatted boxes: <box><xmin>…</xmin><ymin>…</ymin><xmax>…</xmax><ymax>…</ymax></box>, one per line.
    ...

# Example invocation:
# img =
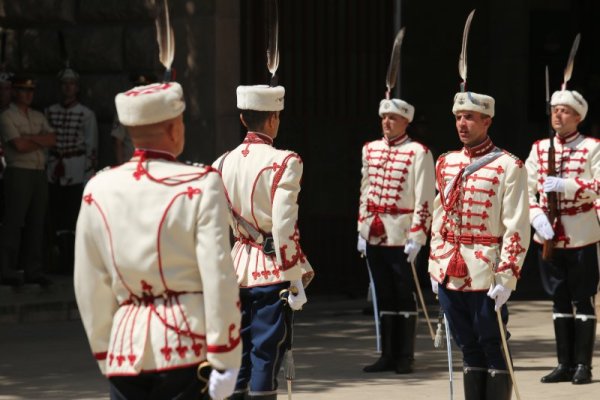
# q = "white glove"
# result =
<box><xmin>431</xmin><ymin>277</ymin><xmax>439</xmax><ymax>295</ymax></box>
<box><xmin>208</xmin><ymin>368</ymin><xmax>239</xmax><ymax>400</ymax></box>
<box><xmin>543</xmin><ymin>176</ymin><xmax>566</xmax><ymax>193</ymax></box>
<box><xmin>357</xmin><ymin>234</ymin><xmax>367</xmax><ymax>255</ymax></box>
<box><xmin>404</xmin><ymin>240</ymin><xmax>422</xmax><ymax>263</ymax></box>
<box><xmin>487</xmin><ymin>284</ymin><xmax>512</xmax><ymax>311</ymax></box>
<box><xmin>531</xmin><ymin>214</ymin><xmax>554</xmax><ymax>240</ymax></box>
<box><xmin>288</xmin><ymin>279</ymin><xmax>307</xmax><ymax>311</ymax></box>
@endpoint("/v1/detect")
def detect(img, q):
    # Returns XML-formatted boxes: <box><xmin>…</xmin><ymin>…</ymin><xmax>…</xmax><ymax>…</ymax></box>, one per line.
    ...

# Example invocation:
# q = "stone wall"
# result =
<box><xmin>0</xmin><ymin>0</ymin><xmax>240</xmax><ymax>167</ymax></box>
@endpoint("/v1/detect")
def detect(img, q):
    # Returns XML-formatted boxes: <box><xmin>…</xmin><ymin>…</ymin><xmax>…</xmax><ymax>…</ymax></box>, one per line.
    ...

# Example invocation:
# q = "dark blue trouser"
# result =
<box><xmin>366</xmin><ymin>244</ymin><xmax>417</xmax><ymax>313</ymax></box>
<box><xmin>109</xmin><ymin>365</ymin><xmax>205</xmax><ymax>400</ymax></box>
<box><xmin>235</xmin><ymin>282</ymin><xmax>289</xmax><ymax>396</ymax></box>
<box><xmin>438</xmin><ymin>284</ymin><xmax>509</xmax><ymax>369</ymax></box>
<box><xmin>537</xmin><ymin>243</ymin><xmax>599</xmax><ymax>315</ymax></box>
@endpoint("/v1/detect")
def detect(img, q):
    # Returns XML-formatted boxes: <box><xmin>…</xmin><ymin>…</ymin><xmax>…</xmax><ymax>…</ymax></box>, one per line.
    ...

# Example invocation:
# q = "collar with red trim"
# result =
<box><xmin>133</xmin><ymin>148</ymin><xmax>177</xmax><ymax>162</ymax></box>
<box><xmin>555</xmin><ymin>131</ymin><xmax>579</xmax><ymax>145</ymax></box>
<box><xmin>384</xmin><ymin>133</ymin><xmax>408</xmax><ymax>147</ymax></box>
<box><xmin>463</xmin><ymin>136</ymin><xmax>494</xmax><ymax>158</ymax></box>
<box><xmin>243</xmin><ymin>132</ymin><xmax>274</xmax><ymax>146</ymax></box>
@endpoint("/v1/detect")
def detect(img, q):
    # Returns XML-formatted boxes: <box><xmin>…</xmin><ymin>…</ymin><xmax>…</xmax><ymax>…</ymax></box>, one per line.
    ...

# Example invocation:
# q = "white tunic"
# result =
<box><xmin>74</xmin><ymin>149</ymin><xmax>241</xmax><ymax>376</ymax></box>
<box><xmin>213</xmin><ymin>132</ymin><xmax>314</xmax><ymax>289</ymax></box>
<box><xmin>45</xmin><ymin>102</ymin><xmax>98</xmax><ymax>185</ymax></box>
<box><xmin>525</xmin><ymin>132</ymin><xmax>600</xmax><ymax>248</ymax></box>
<box><xmin>428</xmin><ymin>138</ymin><xmax>530</xmax><ymax>291</ymax></box>
<box><xmin>357</xmin><ymin>134</ymin><xmax>435</xmax><ymax>246</ymax></box>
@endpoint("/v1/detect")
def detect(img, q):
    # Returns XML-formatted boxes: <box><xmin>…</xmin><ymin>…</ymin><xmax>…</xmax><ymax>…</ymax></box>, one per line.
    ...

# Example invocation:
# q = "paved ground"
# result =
<box><xmin>0</xmin><ymin>297</ymin><xmax>598</xmax><ymax>399</ymax></box>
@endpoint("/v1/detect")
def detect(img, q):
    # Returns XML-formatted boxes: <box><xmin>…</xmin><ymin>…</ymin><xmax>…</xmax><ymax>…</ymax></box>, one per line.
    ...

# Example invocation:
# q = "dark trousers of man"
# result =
<box><xmin>0</xmin><ymin>167</ymin><xmax>47</xmax><ymax>281</ymax></box>
<box><xmin>233</xmin><ymin>282</ymin><xmax>288</xmax><ymax>399</ymax></box>
<box><xmin>363</xmin><ymin>244</ymin><xmax>417</xmax><ymax>373</ymax></box>
<box><xmin>48</xmin><ymin>182</ymin><xmax>83</xmax><ymax>274</ymax></box>
<box><xmin>537</xmin><ymin>243</ymin><xmax>598</xmax><ymax>383</ymax></box>
<box><xmin>438</xmin><ymin>283</ymin><xmax>512</xmax><ymax>400</ymax></box>
<box><xmin>109</xmin><ymin>365</ymin><xmax>205</xmax><ymax>400</ymax></box>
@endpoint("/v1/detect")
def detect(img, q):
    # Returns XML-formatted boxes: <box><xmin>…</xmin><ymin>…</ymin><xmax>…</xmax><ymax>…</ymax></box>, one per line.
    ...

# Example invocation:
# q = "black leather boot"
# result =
<box><xmin>541</xmin><ymin>316</ymin><xmax>575</xmax><ymax>383</ymax></box>
<box><xmin>363</xmin><ymin>314</ymin><xmax>396</xmax><ymax>372</ymax></box>
<box><xmin>0</xmin><ymin>249</ymin><xmax>23</xmax><ymax>287</ymax></box>
<box><xmin>572</xmin><ymin>317</ymin><xmax>595</xmax><ymax>384</ymax></box>
<box><xmin>395</xmin><ymin>313</ymin><xmax>417</xmax><ymax>374</ymax></box>
<box><xmin>485</xmin><ymin>369</ymin><xmax>512</xmax><ymax>400</ymax></box>
<box><xmin>463</xmin><ymin>366</ymin><xmax>486</xmax><ymax>400</ymax></box>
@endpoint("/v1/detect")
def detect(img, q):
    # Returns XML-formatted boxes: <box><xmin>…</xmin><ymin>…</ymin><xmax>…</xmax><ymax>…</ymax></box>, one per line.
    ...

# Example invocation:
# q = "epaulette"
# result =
<box><xmin>96</xmin><ymin>165</ymin><xmax>112</xmax><ymax>175</ymax></box>
<box><xmin>184</xmin><ymin>160</ymin><xmax>208</xmax><ymax>169</ymax></box>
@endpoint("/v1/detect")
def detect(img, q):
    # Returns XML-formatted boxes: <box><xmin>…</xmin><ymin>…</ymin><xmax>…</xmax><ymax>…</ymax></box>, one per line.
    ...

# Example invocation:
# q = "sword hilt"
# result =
<box><xmin>279</xmin><ymin>286</ymin><xmax>299</xmax><ymax>303</ymax></box>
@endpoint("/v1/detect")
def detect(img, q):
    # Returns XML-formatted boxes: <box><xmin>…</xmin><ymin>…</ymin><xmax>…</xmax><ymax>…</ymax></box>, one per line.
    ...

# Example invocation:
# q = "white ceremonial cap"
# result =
<box><xmin>452</xmin><ymin>91</ymin><xmax>495</xmax><ymax>118</ymax></box>
<box><xmin>551</xmin><ymin>90</ymin><xmax>588</xmax><ymax>120</ymax></box>
<box><xmin>115</xmin><ymin>82</ymin><xmax>186</xmax><ymax>126</ymax></box>
<box><xmin>378</xmin><ymin>98</ymin><xmax>415</xmax><ymax>122</ymax></box>
<box><xmin>237</xmin><ymin>85</ymin><xmax>285</xmax><ymax>111</ymax></box>
<box><xmin>58</xmin><ymin>67</ymin><xmax>79</xmax><ymax>82</ymax></box>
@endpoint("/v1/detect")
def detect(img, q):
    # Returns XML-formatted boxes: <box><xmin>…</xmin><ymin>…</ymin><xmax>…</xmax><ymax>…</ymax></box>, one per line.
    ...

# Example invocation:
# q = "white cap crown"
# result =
<box><xmin>115</xmin><ymin>82</ymin><xmax>186</xmax><ymax>126</ymax></box>
<box><xmin>452</xmin><ymin>91</ymin><xmax>495</xmax><ymax>118</ymax></box>
<box><xmin>237</xmin><ymin>85</ymin><xmax>285</xmax><ymax>111</ymax></box>
<box><xmin>378</xmin><ymin>98</ymin><xmax>415</xmax><ymax>122</ymax></box>
<box><xmin>551</xmin><ymin>90</ymin><xmax>587</xmax><ymax>120</ymax></box>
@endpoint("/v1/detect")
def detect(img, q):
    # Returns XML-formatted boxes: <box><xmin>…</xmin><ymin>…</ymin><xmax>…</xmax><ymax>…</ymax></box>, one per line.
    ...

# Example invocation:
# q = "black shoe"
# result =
<box><xmin>363</xmin><ymin>356</ymin><xmax>394</xmax><ymax>372</ymax></box>
<box><xmin>395</xmin><ymin>358</ymin><xmax>414</xmax><ymax>374</ymax></box>
<box><xmin>24</xmin><ymin>274</ymin><xmax>53</xmax><ymax>288</ymax></box>
<box><xmin>572</xmin><ymin>364</ymin><xmax>592</xmax><ymax>385</ymax></box>
<box><xmin>541</xmin><ymin>364</ymin><xmax>574</xmax><ymax>383</ymax></box>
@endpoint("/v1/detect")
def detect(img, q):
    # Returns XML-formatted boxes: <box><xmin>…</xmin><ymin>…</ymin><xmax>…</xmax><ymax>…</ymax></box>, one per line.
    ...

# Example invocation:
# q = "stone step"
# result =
<box><xmin>0</xmin><ymin>274</ymin><xmax>79</xmax><ymax>324</ymax></box>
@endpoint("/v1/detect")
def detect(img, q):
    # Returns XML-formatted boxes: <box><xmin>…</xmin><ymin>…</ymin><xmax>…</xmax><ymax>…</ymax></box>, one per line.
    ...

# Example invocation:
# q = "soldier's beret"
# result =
<box><xmin>11</xmin><ymin>75</ymin><xmax>36</xmax><ymax>89</ymax></box>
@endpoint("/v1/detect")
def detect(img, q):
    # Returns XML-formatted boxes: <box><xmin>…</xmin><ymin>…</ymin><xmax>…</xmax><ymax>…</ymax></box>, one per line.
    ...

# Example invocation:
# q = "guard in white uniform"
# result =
<box><xmin>526</xmin><ymin>90</ymin><xmax>599</xmax><ymax>385</ymax></box>
<box><xmin>74</xmin><ymin>81</ymin><xmax>241</xmax><ymax>400</ymax></box>
<box><xmin>214</xmin><ymin>85</ymin><xmax>314</xmax><ymax>400</ymax></box>
<box><xmin>357</xmin><ymin>98</ymin><xmax>435</xmax><ymax>374</ymax></box>
<box><xmin>429</xmin><ymin>92</ymin><xmax>530</xmax><ymax>400</ymax></box>
<box><xmin>46</xmin><ymin>67</ymin><xmax>98</xmax><ymax>274</ymax></box>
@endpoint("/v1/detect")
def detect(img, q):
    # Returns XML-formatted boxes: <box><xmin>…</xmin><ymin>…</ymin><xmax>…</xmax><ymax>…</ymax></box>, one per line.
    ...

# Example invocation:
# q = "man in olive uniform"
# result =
<box><xmin>0</xmin><ymin>76</ymin><xmax>56</xmax><ymax>286</ymax></box>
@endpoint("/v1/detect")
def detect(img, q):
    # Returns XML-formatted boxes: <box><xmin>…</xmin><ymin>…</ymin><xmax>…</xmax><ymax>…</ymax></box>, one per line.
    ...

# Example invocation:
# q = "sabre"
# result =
<box><xmin>364</xmin><ymin>254</ymin><xmax>382</xmax><ymax>352</ymax></box>
<box><xmin>458</xmin><ymin>9</ymin><xmax>475</xmax><ymax>92</ymax></box>
<box><xmin>196</xmin><ymin>361</ymin><xmax>213</xmax><ymax>400</ymax></box>
<box><xmin>496</xmin><ymin>309</ymin><xmax>522</xmax><ymax>400</ymax></box>
<box><xmin>443</xmin><ymin>312</ymin><xmax>454</xmax><ymax>400</ymax></box>
<box><xmin>410</xmin><ymin>261</ymin><xmax>435</xmax><ymax>341</ymax></box>
<box><xmin>280</xmin><ymin>285</ymin><xmax>299</xmax><ymax>400</ymax></box>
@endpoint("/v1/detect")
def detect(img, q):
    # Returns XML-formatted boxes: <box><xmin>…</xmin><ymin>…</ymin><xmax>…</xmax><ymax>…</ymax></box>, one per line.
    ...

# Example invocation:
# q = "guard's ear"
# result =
<box><xmin>239</xmin><ymin>113</ymin><xmax>248</xmax><ymax>128</ymax></box>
